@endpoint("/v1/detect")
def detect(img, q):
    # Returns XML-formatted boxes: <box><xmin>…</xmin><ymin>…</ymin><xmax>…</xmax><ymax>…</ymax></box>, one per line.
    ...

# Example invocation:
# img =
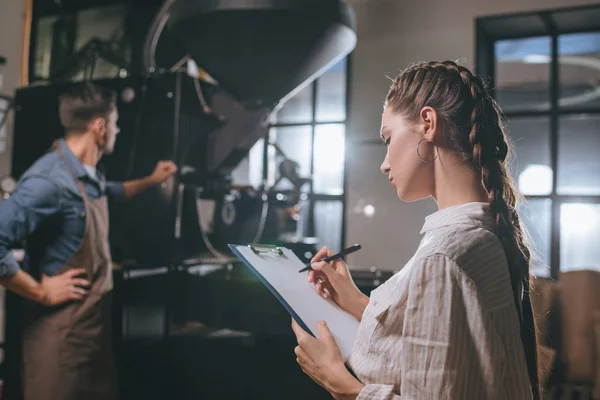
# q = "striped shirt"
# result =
<box><xmin>347</xmin><ymin>202</ymin><xmax>532</xmax><ymax>399</ymax></box>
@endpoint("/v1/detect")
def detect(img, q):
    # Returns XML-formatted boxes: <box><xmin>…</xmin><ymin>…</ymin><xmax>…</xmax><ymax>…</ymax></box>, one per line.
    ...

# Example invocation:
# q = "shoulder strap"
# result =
<box><xmin>55</xmin><ymin>141</ymin><xmax>90</xmax><ymax>202</ymax></box>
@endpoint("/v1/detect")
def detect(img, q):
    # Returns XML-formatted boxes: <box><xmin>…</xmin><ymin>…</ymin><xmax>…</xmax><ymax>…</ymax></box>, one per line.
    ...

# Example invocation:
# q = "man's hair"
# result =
<box><xmin>58</xmin><ymin>82</ymin><xmax>117</xmax><ymax>134</ymax></box>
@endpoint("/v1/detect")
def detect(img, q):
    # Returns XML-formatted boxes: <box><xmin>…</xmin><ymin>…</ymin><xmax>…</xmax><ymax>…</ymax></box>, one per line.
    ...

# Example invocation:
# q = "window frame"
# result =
<box><xmin>260</xmin><ymin>56</ymin><xmax>352</xmax><ymax>250</ymax></box>
<box><xmin>476</xmin><ymin>4</ymin><xmax>600</xmax><ymax>279</ymax></box>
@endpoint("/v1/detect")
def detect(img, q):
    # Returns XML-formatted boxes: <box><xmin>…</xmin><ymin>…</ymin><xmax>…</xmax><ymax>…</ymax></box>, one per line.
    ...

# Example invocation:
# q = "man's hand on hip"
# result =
<box><xmin>40</xmin><ymin>268</ymin><xmax>91</xmax><ymax>306</ymax></box>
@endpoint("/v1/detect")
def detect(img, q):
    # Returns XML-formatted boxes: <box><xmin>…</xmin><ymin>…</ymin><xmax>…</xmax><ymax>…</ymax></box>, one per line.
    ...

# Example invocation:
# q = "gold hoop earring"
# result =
<box><xmin>416</xmin><ymin>139</ymin><xmax>438</xmax><ymax>163</ymax></box>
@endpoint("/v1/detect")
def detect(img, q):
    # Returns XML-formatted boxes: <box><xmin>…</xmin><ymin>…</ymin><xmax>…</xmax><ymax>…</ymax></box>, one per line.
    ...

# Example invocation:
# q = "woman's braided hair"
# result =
<box><xmin>386</xmin><ymin>61</ymin><xmax>540</xmax><ymax>399</ymax></box>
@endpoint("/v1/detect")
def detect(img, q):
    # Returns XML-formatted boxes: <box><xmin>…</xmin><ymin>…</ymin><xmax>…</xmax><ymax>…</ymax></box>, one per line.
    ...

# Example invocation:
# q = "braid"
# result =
<box><xmin>387</xmin><ymin>61</ymin><xmax>542</xmax><ymax>399</ymax></box>
<box><xmin>451</xmin><ymin>62</ymin><xmax>542</xmax><ymax>400</ymax></box>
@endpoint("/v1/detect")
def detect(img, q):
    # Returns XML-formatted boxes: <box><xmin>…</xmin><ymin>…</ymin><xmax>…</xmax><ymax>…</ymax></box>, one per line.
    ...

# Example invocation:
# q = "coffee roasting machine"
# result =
<box><xmin>1</xmin><ymin>1</ymin><xmax>393</xmax><ymax>399</ymax></box>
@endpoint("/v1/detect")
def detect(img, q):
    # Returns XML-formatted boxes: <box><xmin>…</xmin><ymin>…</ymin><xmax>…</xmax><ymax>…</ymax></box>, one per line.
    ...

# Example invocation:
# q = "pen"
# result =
<box><xmin>298</xmin><ymin>244</ymin><xmax>362</xmax><ymax>273</ymax></box>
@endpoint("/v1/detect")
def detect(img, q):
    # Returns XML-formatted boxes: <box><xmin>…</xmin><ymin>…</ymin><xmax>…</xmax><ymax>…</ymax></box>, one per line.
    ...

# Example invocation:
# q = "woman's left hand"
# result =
<box><xmin>291</xmin><ymin>318</ymin><xmax>364</xmax><ymax>400</ymax></box>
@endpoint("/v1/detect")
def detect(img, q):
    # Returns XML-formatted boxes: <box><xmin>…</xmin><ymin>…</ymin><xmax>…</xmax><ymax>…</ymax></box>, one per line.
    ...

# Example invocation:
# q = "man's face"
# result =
<box><xmin>99</xmin><ymin>108</ymin><xmax>120</xmax><ymax>154</ymax></box>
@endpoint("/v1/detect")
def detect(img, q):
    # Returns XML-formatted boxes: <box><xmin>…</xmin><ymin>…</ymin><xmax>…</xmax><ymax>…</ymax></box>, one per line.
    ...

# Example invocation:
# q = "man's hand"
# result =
<box><xmin>122</xmin><ymin>161</ymin><xmax>178</xmax><ymax>199</ymax></box>
<box><xmin>39</xmin><ymin>268</ymin><xmax>90</xmax><ymax>306</ymax></box>
<box><xmin>149</xmin><ymin>161</ymin><xmax>178</xmax><ymax>185</ymax></box>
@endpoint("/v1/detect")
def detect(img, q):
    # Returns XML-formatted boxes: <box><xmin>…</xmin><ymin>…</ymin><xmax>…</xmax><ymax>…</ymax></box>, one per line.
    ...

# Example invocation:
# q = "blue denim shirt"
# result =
<box><xmin>0</xmin><ymin>139</ymin><xmax>125</xmax><ymax>277</ymax></box>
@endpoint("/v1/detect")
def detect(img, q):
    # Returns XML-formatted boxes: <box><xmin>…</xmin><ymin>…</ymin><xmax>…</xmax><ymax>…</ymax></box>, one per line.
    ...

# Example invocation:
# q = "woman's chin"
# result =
<box><xmin>396</xmin><ymin>188</ymin><xmax>429</xmax><ymax>203</ymax></box>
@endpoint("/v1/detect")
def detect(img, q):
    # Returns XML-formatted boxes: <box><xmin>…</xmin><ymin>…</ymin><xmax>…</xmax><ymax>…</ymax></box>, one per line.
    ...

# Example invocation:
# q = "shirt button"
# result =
<box><xmin>80</xmin><ymin>211</ymin><xmax>86</xmax><ymax>218</ymax></box>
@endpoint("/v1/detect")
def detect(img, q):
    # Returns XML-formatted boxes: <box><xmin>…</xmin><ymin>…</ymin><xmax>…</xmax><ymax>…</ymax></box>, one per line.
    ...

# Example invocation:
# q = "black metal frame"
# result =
<box><xmin>476</xmin><ymin>4</ymin><xmax>600</xmax><ymax>279</ymax></box>
<box><xmin>265</xmin><ymin>56</ymin><xmax>352</xmax><ymax>250</ymax></box>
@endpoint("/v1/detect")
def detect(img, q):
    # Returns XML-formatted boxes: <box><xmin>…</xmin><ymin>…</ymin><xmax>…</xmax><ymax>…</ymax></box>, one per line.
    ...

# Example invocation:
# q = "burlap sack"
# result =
<box><xmin>559</xmin><ymin>270</ymin><xmax>600</xmax><ymax>383</ymax></box>
<box><xmin>531</xmin><ymin>277</ymin><xmax>558</xmax><ymax>347</ymax></box>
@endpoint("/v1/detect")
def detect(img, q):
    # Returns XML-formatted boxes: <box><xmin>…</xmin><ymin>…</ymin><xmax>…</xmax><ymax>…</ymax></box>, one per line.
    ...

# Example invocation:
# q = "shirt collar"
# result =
<box><xmin>58</xmin><ymin>139</ymin><xmax>91</xmax><ymax>180</ymax></box>
<box><xmin>420</xmin><ymin>202</ymin><xmax>496</xmax><ymax>234</ymax></box>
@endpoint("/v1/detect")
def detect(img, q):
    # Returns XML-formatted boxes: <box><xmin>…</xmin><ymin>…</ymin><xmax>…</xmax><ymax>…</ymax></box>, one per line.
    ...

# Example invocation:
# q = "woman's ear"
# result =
<box><xmin>419</xmin><ymin>106</ymin><xmax>439</xmax><ymax>143</ymax></box>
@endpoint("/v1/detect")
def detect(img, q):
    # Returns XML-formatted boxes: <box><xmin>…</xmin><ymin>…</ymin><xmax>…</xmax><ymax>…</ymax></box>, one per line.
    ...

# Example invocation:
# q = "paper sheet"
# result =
<box><xmin>230</xmin><ymin>244</ymin><xmax>359</xmax><ymax>361</ymax></box>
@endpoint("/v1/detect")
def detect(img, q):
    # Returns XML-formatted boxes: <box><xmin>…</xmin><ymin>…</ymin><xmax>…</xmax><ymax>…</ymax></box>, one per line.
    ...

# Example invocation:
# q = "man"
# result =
<box><xmin>0</xmin><ymin>82</ymin><xmax>177</xmax><ymax>399</ymax></box>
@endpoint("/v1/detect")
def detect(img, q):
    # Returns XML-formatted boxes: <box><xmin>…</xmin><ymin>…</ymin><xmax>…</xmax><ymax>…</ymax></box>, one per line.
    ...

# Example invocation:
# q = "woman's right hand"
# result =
<box><xmin>308</xmin><ymin>247</ymin><xmax>369</xmax><ymax>321</ymax></box>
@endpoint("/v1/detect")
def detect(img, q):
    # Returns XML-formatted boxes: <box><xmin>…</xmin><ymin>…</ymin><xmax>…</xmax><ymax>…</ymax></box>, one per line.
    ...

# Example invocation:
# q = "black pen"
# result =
<box><xmin>298</xmin><ymin>244</ymin><xmax>362</xmax><ymax>273</ymax></box>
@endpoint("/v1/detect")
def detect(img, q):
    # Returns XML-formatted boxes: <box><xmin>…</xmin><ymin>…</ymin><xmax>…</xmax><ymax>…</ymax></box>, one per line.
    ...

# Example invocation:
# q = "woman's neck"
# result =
<box><xmin>64</xmin><ymin>134</ymin><xmax>102</xmax><ymax>166</ymax></box>
<box><xmin>432</xmin><ymin>153</ymin><xmax>489</xmax><ymax>210</ymax></box>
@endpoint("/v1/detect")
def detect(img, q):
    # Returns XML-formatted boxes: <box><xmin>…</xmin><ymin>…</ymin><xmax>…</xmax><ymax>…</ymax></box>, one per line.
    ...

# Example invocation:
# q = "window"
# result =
<box><xmin>31</xmin><ymin>3</ymin><xmax>130</xmax><ymax>82</ymax></box>
<box><xmin>477</xmin><ymin>5</ymin><xmax>600</xmax><ymax>278</ymax></box>
<box><xmin>232</xmin><ymin>58</ymin><xmax>349</xmax><ymax>251</ymax></box>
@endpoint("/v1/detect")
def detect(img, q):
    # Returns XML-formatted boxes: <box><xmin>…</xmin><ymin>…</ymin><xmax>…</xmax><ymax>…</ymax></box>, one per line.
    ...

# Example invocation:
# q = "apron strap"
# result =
<box><xmin>54</xmin><ymin>141</ymin><xmax>91</xmax><ymax>203</ymax></box>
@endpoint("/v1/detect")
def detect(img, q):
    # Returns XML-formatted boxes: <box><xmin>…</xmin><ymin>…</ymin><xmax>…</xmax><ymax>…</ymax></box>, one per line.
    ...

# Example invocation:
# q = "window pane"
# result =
<box><xmin>270</xmin><ymin>126</ymin><xmax>312</xmax><ymax>192</ymax></box>
<box><xmin>271</xmin><ymin>84</ymin><xmax>313</xmax><ymax>124</ymax></box>
<box><xmin>559</xmin><ymin>32</ymin><xmax>600</xmax><ymax>110</ymax></box>
<box><xmin>313</xmin><ymin>124</ymin><xmax>345</xmax><ymax>195</ymax></box>
<box><xmin>314</xmin><ymin>201</ymin><xmax>343</xmax><ymax>252</ymax></box>
<box><xmin>495</xmin><ymin>36</ymin><xmax>551</xmax><ymax>112</ymax></box>
<box><xmin>74</xmin><ymin>5</ymin><xmax>129</xmax><ymax>81</ymax></box>
<box><xmin>560</xmin><ymin>203</ymin><xmax>600</xmax><ymax>272</ymax></box>
<box><xmin>34</xmin><ymin>5</ymin><xmax>129</xmax><ymax>81</ymax></box>
<box><xmin>504</xmin><ymin>117</ymin><xmax>552</xmax><ymax>195</ymax></box>
<box><xmin>316</xmin><ymin>58</ymin><xmax>347</xmax><ymax>122</ymax></box>
<box><xmin>557</xmin><ymin>115</ymin><xmax>600</xmax><ymax>195</ymax></box>
<box><xmin>230</xmin><ymin>139</ymin><xmax>265</xmax><ymax>188</ymax></box>
<box><xmin>0</xmin><ymin>97</ymin><xmax>9</xmax><ymax>155</ymax></box>
<box><xmin>519</xmin><ymin>199</ymin><xmax>552</xmax><ymax>277</ymax></box>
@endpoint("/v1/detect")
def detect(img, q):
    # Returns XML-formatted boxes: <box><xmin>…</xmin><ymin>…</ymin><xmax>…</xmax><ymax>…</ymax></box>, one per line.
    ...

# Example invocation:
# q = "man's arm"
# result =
<box><xmin>107</xmin><ymin>160</ymin><xmax>178</xmax><ymax>200</ymax></box>
<box><xmin>0</xmin><ymin>176</ymin><xmax>59</xmax><ymax>302</ymax></box>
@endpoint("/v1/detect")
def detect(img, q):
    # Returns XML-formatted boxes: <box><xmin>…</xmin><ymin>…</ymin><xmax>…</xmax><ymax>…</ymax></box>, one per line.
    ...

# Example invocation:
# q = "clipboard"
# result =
<box><xmin>229</xmin><ymin>243</ymin><xmax>359</xmax><ymax>361</ymax></box>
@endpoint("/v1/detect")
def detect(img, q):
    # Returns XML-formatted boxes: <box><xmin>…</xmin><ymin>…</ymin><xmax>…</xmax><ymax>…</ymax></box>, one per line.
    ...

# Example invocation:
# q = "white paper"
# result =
<box><xmin>232</xmin><ymin>245</ymin><xmax>359</xmax><ymax>361</ymax></box>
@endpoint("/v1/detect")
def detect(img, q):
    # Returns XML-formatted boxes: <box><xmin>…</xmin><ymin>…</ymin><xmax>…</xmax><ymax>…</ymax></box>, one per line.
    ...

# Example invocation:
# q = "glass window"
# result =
<box><xmin>33</xmin><ymin>4</ymin><xmax>129</xmax><ymax>81</ymax></box>
<box><xmin>558</xmin><ymin>32</ymin><xmax>600</xmax><ymax>110</ymax></box>
<box><xmin>504</xmin><ymin>117</ymin><xmax>552</xmax><ymax>195</ymax></box>
<box><xmin>557</xmin><ymin>114</ymin><xmax>600</xmax><ymax>195</ymax></box>
<box><xmin>519</xmin><ymin>199</ymin><xmax>552</xmax><ymax>277</ymax></box>
<box><xmin>270</xmin><ymin>84</ymin><xmax>313</xmax><ymax>124</ymax></box>
<box><xmin>0</xmin><ymin>97</ymin><xmax>9</xmax><ymax>154</ymax></box>
<box><xmin>316</xmin><ymin>58</ymin><xmax>347</xmax><ymax>122</ymax></box>
<box><xmin>313</xmin><ymin>124</ymin><xmax>345</xmax><ymax>195</ymax></box>
<box><xmin>270</xmin><ymin>126</ymin><xmax>312</xmax><ymax>192</ymax></box>
<box><xmin>560</xmin><ymin>203</ymin><xmax>600</xmax><ymax>272</ymax></box>
<box><xmin>314</xmin><ymin>201</ymin><xmax>343</xmax><ymax>251</ymax></box>
<box><xmin>230</xmin><ymin>139</ymin><xmax>265</xmax><ymax>188</ymax></box>
<box><xmin>495</xmin><ymin>36</ymin><xmax>551</xmax><ymax>112</ymax></box>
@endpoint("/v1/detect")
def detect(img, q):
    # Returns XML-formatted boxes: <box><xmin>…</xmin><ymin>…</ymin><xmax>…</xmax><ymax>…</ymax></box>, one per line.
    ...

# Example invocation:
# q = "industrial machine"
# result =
<box><xmin>11</xmin><ymin>0</ymin><xmax>357</xmax><ymax>268</ymax></box>
<box><xmin>3</xmin><ymin>1</ymin><xmax>360</xmax><ymax>399</ymax></box>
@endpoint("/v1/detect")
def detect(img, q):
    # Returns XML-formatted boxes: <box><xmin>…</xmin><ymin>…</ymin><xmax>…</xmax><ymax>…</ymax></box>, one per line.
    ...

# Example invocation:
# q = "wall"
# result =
<box><xmin>0</xmin><ymin>0</ymin><xmax>26</xmax><ymax>177</ymax></box>
<box><xmin>344</xmin><ymin>0</ymin><xmax>600</xmax><ymax>271</ymax></box>
<box><xmin>0</xmin><ymin>0</ymin><xmax>25</xmax><ymax>346</ymax></box>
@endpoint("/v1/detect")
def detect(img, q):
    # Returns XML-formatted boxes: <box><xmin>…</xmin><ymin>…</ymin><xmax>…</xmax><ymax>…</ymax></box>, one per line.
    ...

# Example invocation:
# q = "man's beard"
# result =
<box><xmin>99</xmin><ymin>137</ymin><xmax>115</xmax><ymax>155</ymax></box>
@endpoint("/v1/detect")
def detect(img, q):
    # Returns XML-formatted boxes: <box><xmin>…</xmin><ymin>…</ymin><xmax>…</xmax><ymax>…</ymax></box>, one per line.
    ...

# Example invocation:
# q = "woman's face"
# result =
<box><xmin>379</xmin><ymin>106</ymin><xmax>435</xmax><ymax>202</ymax></box>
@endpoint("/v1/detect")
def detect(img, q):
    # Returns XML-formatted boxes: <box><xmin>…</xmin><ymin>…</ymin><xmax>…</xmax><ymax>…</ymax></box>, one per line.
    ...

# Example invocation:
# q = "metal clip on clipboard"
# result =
<box><xmin>247</xmin><ymin>243</ymin><xmax>284</xmax><ymax>256</ymax></box>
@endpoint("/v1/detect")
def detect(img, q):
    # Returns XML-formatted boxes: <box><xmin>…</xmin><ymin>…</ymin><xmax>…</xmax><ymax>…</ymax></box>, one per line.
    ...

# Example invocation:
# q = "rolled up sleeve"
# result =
<box><xmin>357</xmin><ymin>384</ymin><xmax>399</xmax><ymax>400</ymax></box>
<box><xmin>0</xmin><ymin>175</ymin><xmax>61</xmax><ymax>277</ymax></box>
<box><xmin>105</xmin><ymin>181</ymin><xmax>126</xmax><ymax>200</ymax></box>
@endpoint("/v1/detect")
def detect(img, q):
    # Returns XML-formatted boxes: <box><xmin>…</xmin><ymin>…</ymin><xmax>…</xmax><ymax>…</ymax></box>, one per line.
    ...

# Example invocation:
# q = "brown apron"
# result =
<box><xmin>22</xmin><ymin>144</ymin><xmax>118</xmax><ymax>400</ymax></box>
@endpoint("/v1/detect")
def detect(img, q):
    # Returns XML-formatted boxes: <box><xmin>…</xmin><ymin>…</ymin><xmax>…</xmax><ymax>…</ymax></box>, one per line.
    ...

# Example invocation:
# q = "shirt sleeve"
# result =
<box><xmin>356</xmin><ymin>254</ymin><xmax>495</xmax><ymax>400</ymax></box>
<box><xmin>105</xmin><ymin>181</ymin><xmax>126</xmax><ymax>200</ymax></box>
<box><xmin>399</xmin><ymin>253</ymin><xmax>494</xmax><ymax>400</ymax></box>
<box><xmin>0</xmin><ymin>175</ymin><xmax>62</xmax><ymax>276</ymax></box>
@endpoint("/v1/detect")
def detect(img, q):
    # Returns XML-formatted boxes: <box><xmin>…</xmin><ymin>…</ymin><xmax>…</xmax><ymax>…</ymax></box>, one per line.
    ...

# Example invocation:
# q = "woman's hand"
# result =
<box><xmin>292</xmin><ymin>318</ymin><xmax>364</xmax><ymax>400</ymax></box>
<box><xmin>309</xmin><ymin>247</ymin><xmax>369</xmax><ymax>321</ymax></box>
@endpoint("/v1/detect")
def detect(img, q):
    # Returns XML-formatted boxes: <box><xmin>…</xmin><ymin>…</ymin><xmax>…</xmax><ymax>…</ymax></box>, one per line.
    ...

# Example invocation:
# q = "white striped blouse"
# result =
<box><xmin>347</xmin><ymin>202</ymin><xmax>532</xmax><ymax>399</ymax></box>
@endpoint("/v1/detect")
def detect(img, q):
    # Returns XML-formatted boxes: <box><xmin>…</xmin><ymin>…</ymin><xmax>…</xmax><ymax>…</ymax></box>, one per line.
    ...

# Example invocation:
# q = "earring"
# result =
<box><xmin>416</xmin><ymin>139</ymin><xmax>438</xmax><ymax>163</ymax></box>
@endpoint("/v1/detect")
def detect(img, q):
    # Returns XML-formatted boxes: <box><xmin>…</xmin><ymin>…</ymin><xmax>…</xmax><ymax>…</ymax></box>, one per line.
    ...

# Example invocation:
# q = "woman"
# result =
<box><xmin>291</xmin><ymin>61</ymin><xmax>540</xmax><ymax>400</ymax></box>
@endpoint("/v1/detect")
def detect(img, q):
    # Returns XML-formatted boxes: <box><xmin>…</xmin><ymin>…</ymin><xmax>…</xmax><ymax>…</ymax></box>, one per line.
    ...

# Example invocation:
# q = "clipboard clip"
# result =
<box><xmin>248</xmin><ymin>243</ymin><xmax>284</xmax><ymax>256</ymax></box>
